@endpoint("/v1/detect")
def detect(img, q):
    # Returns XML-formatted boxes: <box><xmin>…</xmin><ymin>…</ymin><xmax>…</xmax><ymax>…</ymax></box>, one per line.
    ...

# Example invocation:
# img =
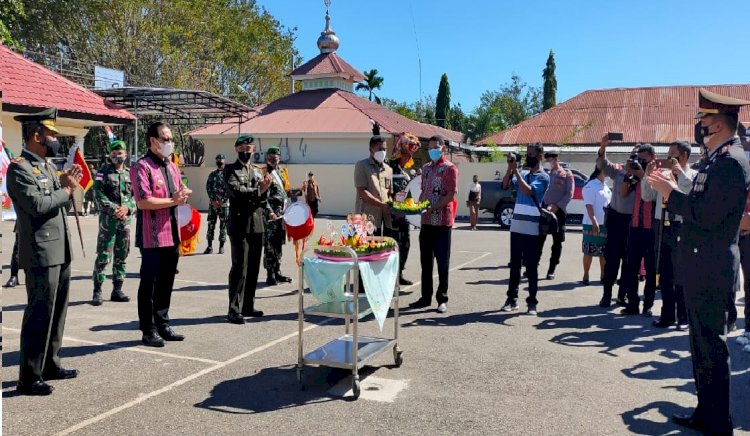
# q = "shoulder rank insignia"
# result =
<box><xmin>32</xmin><ymin>167</ymin><xmax>41</xmax><ymax>175</ymax></box>
<box><xmin>11</xmin><ymin>156</ymin><xmax>25</xmax><ymax>163</ymax></box>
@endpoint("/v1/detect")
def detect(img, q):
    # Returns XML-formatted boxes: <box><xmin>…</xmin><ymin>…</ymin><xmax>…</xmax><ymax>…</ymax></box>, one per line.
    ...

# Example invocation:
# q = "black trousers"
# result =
<box><xmin>683</xmin><ymin>271</ymin><xmax>733</xmax><ymax>433</ymax></box>
<box><xmin>137</xmin><ymin>246</ymin><xmax>179</xmax><ymax>334</ymax></box>
<box><xmin>386</xmin><ymin>219</ymin><xmax>411</xmax><ymax>276</ymax></box>
<box><xmin>538</xmin><ymin>207</ymin><xmax>566</xmax><ymax>274</ymax></box>
<box><xmin>10</xmin><ymin>233</ymin><xmax>20</xmax><ymax>277</ymax></box>
<box><xmin>19</xmin><ymin>263</ymin><xmax>71</xmax><ymax>382</ymax></box>
<box><xmin>419</xmin><ymin>225</ymin><xmax>451</xmax><ymax>304</ymax></box>
<box><xmin>508</xmin><ymin>232</ymin><xmax>541</xmax><ymax>305</ymax></box>
<box><xmin>602</xmin><ymin>210</ymin><xmax>631</xmax><ymax>300</ymax></box>
<box><xmin>228</xmin><ymin>232</ymin><xmax>263</xmax><ymax>316</ymax></box>
<box><xmin>732</xmin><ymin>235</ymin><xmax>750</xmax><ymax>330</ymax></box>
<box><xmin>656</xmin><ymin>222</ymin><xmax>687</xmax><ymax>324</ymax></box>
<box><xmin>623</xmin><ymin>227</ymin><xmax>657</xmax><ymax>310</ymax></box>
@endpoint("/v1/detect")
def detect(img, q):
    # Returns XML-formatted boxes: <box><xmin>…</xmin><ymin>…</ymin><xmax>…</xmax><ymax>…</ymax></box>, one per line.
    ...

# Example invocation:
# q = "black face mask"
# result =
<box><xmin>238</xmin><ymin>152</ymin><xmax>252</xmax><ymax>163</ymax></box>
<box><xmin>44</xmin><ymin>137</ymin><xmax>61</xmax><ymax>157</ymax></box>
<box><xmin>216</xmin><ymin>160</ymin><xmax>224</xmax><ymax>168</ymax></box>
<box><xmin>524</xmin><ymin>155</ymin><xmax>539</xmax><ymax>168</ymax></box>
<box><xmin>694</xmin><ymin>121</ymin><xmax>706</xmax><ymax>145</ymax></box>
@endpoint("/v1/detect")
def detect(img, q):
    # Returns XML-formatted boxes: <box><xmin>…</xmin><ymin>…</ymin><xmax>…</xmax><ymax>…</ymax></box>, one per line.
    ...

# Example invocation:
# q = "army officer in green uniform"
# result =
<box><xmin>263</xmin><ymin>146</ymin><xmax>292</xmax><ymax>286</ymax></box>
<box><xmin>224</xmin><ymin>134</ymin><xmax>272</xmax><ymax>324</ymax></box>
<box><xmin>204</xmin><ymin>153</ymin><xmax>229</xmax><ymax>254</ymax></box>
<box><xmin>7</xmin><ymin>108</ymin><xmax>83</xmax><ymax>395</ymax></box>
<box><xmin>649</xmin><ymin>89</ymin><xmax>750</xmax><ymax>435</ymax></box>
<box><xmin>91</xmin><ymin>140</ymin><xmax>136</xmax><ymax>305</ymax></box>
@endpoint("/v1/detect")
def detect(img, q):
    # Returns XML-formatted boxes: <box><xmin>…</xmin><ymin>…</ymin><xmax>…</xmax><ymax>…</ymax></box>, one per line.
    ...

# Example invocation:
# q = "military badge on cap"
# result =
<box><xmin>695</xmin><ymin>89</ymin><xmax>750</xmax><ymax>119</ymax></box>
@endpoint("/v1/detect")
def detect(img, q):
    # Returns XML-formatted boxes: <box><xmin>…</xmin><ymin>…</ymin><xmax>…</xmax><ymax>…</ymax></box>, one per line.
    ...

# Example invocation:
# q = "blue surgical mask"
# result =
<box><xmin>428</xmin><ymin>148</ymin><xmax>442</xmax><ymax>162</ymax></box>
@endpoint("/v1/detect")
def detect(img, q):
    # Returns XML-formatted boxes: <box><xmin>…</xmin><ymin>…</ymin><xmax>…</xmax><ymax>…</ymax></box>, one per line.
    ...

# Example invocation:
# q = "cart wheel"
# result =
<box><xmin>352</xmin><ymin>380</ymin><xmax>361</xmax><ymax>399</ymax></box>
<box><xmin>394</xmin><ymin>350</ymin><xmax>404</xmax><ymax>367</ymax></box>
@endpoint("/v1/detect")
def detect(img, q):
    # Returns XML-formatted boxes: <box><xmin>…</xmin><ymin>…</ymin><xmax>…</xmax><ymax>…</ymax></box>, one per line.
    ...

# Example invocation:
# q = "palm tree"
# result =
<box><xmin>356</xmin><ymin>69</ymin><xmax>384</xmax><ymax>101</ymax></box>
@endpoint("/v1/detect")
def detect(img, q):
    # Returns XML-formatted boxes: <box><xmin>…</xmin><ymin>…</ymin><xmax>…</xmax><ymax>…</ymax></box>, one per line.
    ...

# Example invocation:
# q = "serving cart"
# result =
<box><xmin>296</xmin><ymin>237</ymin><xmax>403</xmax><ymax>399</ymax></box>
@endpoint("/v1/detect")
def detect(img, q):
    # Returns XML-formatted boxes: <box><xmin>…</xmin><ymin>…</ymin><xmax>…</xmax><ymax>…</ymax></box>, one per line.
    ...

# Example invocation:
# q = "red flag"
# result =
<box><xmin>66</xmin><ymin>145</ymin><xmax>93</xmax><ymax>192</ymax></box>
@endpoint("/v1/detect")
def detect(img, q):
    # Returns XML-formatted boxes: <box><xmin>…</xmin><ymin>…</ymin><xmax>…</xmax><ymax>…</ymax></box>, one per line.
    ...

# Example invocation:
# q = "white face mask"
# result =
<box><xmin>159</xmin><ymin>141</ymin><xmax>174</xmax><ymax>157</ymax></box>
<box><xmin>373</xmin><ymin>150</ymin><xmax>387</xmax><ymax>163</ymax></box>
<box><xmin>543</xmin><ymin>162</ymin><xmax>552</xmax><ymax>171</ymax></box>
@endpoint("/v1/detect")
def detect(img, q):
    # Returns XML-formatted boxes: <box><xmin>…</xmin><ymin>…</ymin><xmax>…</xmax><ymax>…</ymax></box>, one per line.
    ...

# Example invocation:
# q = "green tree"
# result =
<box><xmin>0</xmin><ymin>0</ymin><xmax>25</xmax><ymax>50</ymax></box>
<box><xmin>380</xmin><ymin>97</ymin><xmax>418</xmax><ymax>120</ymax></box>
<box><xmin>355</xmin><ymin>68</ymin><xmax>384</xmax><ymax>101</ymax></box>
<box><xmin>435</xmin><ymin>73</ymin><xmax>451</xmax><ymax>128</ymax></box>
<box><xmin>8</xmin><ymin>0</ymin><xmax>299</xmax><ymax>163</ymax></box>
<box><xmin>469</xmin><ymin>74</ymin><xmax>541</xmax><ymax>141</ymax></box>
<box><xmin>542</xmin><ymin>49</ymin><xmax>557</xmax><ymax>111</ymax></box>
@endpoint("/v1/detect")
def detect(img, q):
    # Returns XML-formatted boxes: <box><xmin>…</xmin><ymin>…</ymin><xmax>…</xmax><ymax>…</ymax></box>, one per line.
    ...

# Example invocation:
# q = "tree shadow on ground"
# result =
<box><xmin>538</xmin><ymin>303</ymin><xmax>750</xmax><ymax>432</ymax></box>
<box><xmin>465</xmin><ymin>279</ymin><xmax>510</xmax><ymax>287</ymax></box>
<box><xmin>174</xmin><ymin>284</ymin><xmax>228</xmax><ymax>292</ymax></box>
<box><xmin>459</xmin><ymin>264</ymin><xmax>506</xmax><ymax>272</ymax></box>
<box><xmin>194</xmin><ymin>365</ymin><xmax>383</xmax><ymax>413</ymax></box>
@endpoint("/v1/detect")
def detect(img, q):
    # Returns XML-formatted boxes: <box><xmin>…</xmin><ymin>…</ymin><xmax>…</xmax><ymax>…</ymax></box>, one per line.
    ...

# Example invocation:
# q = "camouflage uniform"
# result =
<box><xmin>93</xmin><ymin>163</ymin><xmax>135</xmax><ymax>290</ymax></box>
<box><xmin>205</xmin><ymin>168</ymin><xmax>229</xmax><ymax>245</ymax></box>
<box><xmin>263</xmin><ymin>165</ymin><xmax>288</xmax><ymax>277</ymax></box>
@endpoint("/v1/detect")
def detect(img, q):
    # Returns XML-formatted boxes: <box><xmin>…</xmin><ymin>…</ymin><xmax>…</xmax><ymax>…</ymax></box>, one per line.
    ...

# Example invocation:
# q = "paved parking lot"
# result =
<box><xmin>2</xmin><ymin>214</ymin><xmax>749</xmax><ymax>435</ymax></box>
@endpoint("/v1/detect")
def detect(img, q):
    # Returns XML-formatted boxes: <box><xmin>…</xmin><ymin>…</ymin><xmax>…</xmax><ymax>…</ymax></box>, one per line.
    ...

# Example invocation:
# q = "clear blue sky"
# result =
<box><xmin>258</xmin><ymin>0</ymin><xmax>750</xmax><ymax>112</ymax></box>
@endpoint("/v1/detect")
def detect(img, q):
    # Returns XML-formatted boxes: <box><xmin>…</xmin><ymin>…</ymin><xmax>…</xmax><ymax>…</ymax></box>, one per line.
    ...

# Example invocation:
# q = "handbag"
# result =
<box><xmin>526</xmin><ymin>173</ymin><xmax>558</xmax><ymax>236</ymax></box>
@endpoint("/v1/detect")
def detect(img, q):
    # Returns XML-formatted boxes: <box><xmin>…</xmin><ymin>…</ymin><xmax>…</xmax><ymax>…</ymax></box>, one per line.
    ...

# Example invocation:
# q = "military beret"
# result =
<box><xmin>266</xmin><ymin>146</ymin><xmax>280</xmax><ymax>154</ymax></box>
<box><xmin>215</xmin><ymin>153</ymin><xmax>226</xmax><ymax>159</ymax></box>
<box><xmin>235</xmin><ymin>134</ymin><xmax>254</xmax><ymax>146</ymax></box>
<box><xmin>13</xmin><ymin>107</ymin><xmax>59</xmax><ymax>133</ymax></box>
<box><xmin>108</xmin><ymin>140</ymin><xmax>126</xmax><ymax>153</ymax></box>
<box><xmin>696</xmin><ymin>89</ymin><xmax>750</xmax><ymax>119</ymax></box>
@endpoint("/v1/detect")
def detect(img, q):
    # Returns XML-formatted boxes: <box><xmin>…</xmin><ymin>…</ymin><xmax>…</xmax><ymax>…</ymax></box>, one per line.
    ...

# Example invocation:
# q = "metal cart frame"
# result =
<box><xmin>296</xmin><ymin>236</ymin><xmax>403</xmax><ymax>399</ymax></box>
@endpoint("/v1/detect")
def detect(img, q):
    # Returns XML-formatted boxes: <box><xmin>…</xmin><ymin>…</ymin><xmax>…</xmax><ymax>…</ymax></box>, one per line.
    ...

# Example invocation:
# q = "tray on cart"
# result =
<box><xmin>303</xmin><ymin>335</ymin><xmax>396</xmax><ymax>370</ymax></box>
<box><xmin>303</xmin><ymin>296</ymin><xmax>372</xmax><ymax>319</ymax></box>
<box><xmin>315</xmin><ymin>250</ymin><xmax>393</xmax><ymax>262</ymax></box>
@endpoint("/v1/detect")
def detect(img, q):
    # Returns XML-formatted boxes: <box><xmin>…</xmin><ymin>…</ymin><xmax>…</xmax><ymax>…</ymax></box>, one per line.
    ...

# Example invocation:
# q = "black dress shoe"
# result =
<box><xmin>652</xmin><ymin>318</ymin><xmax>675</xmax><ymax>328</ymax></box>
<box><xmin>598</xmin><ymin>298</ymin><xmax>612</xmax><ymax>308</ymax></box>
<box><xmin>399</xmin><ymin>277</ymin><xmax>413</xmax><ymax>286</ymax></box>
<box><xmin>142</xmin><ymin>332</ymin><xmax>166</xmax><ymax>347</ymax></box>
<box><xmin>227</xmin><ymin>312</ymin><xmax>246</xmax><ymax>324</ymax></box>
<box><xmin>242</xmin><ymin>310</ymin><xmax>264</xmax><ymax>317</ymax></box>
<box><xmin>620</xmin><ymin>306</ymin><xmax>640</xmax><ymax>316</ymax></box>
<box><xmin>42</xmin><ymin>368</ymin><xmax>79</xmax><ymax>380</ymax></box>
<box><xmin>642</xmin><ymin>308</ymin><xmax>653</xmax><ymax>317</ymax></box>
<box><xmin>408</xmin><ymin>299</ymin><xmax>431</xmax><ymax>309</ymax></box>
<box><xmin>158</xmin><ymin>326</ymin><xmax>185</xmax><ymax>341</ymax></box>
<box><xmin>672</xmin><ymin>413</ymin><xmax>704</xmax><ymax>431</ymax></box>
<box><xmin>17</xmin><ymin>380</ymin><xmax>54</xmax><ymax>396</ymax></box>
<box><xmin>266</xmin><ymin>275</ymin><xmax>278</xmax><ymax>286</ymax></box>
<box><xmin>5</xmin><ymin>276</ymin><xmax>19</xmax><ymax>288</ymax></box>
<box><xmin>204</xmin><ymin>246</ymin><xmax>213</xmax><ymax>254</ymax></box>
<box><xmin>275</xmin><ymin>273</ymin><xmax>292</xmax><ymax>283</ymax></box>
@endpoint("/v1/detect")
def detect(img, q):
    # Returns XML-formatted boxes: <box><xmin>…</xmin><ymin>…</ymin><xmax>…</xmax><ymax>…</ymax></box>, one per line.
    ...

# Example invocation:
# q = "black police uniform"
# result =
<box><xmin>667</xmin><ymin>136</ymin><xmax>749</xmax><ymax>433</ymax></box>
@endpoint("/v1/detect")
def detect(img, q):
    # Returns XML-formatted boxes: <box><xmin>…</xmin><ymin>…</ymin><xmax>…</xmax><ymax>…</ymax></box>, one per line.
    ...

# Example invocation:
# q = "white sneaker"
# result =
<box><xmin>437</xmin><ymin>303</ymin><xmax>447</xmax><ymax>313</ymax></box>
<box><xmin>737</xmin><ymin>331</ymin><xmax>750</xmax><ymax>346</ymax></box>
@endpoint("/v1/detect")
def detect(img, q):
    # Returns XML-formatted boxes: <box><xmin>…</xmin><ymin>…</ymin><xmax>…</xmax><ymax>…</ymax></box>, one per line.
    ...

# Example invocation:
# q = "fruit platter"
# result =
<box><xmin>313</xmin><ymin>215</ymin><xmax>397</xmax><ymax>262</ymax></box>
<box><xmin>388</xmin><ymin>197</ymin><xmax>430</xmax><ymax>215</ymax></box>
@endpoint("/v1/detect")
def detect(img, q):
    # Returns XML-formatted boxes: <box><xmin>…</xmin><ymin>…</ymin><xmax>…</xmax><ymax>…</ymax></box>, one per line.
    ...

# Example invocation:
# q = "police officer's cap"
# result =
<box><xmin>695</xmin><ymin>89</ymin><xmax>750</xmax><ymax>119</ymax></box>
<box><xmin>215</xmin><ymin>153</ymin><xmax>226</xmax><ymax>160</ymax></box>
<box><xmin>13</xmin><ymin>107</ymin><xmax>59</xmax><ymax>134</ymax></box>
<box><xmin>235</xmin><ymin>134</ymin><xmax>254</xmax><ymax>146</ymax></box>
<box><xmin>108</xmin><ymin>140</ymin><xmax>126</xmax><ymax>153</ymax></box>
<box><xmin>266</xmin><ymin>146</ymin><xmax>280</xmax><ymax>155</ymax></box>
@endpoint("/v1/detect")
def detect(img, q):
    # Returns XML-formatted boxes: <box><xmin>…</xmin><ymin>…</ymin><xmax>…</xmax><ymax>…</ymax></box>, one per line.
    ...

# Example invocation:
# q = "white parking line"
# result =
<box><xmin>3</xmin><ymin>327</ymin><xmax>220</xmax><ymax>365</ymax></box>
<box><xmin>55</xmin><ymin>251</ymin><xmax>490</xmax><ymax>435</ymax></box>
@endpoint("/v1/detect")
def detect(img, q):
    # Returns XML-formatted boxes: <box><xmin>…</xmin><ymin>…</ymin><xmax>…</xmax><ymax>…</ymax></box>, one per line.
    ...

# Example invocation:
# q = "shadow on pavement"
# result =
<box><xmin>194</xmin><ymin>365</ymin><xmax>380</xmax><ymax>413</ymax></box>
<box><xmin>3</xmin><ymin>300</ymin><xmax>90</xmax><ymax>312</ymax></box>
<box><xmin>621</xmin><ymin>401</ymin><xmax>698</xmax><ymax>435</ymax></box>
<box><xmin>401</xmin><ymin>309</ymin><xmax>522</xmax><ymax>328</ymax></box>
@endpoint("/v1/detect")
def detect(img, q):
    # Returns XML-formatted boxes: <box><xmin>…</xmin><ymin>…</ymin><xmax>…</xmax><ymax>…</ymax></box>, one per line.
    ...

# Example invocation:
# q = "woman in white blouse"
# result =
<box><xmin>581</xmin><ymin>168</ymin><xmax>612</xmax><ymax>284</ymax></box>
<box><xmin>467</xmin><ymin>175</ymin><xmax>481</xmax><ymax>230</ymax></box>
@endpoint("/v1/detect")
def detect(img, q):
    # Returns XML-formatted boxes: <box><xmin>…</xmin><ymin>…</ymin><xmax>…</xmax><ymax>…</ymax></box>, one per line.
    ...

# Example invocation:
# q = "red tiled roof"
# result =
<box><xmin>0</xmin><ymin>45</ymin><xmax>134</xmax><ymax>122</ymax></box>
<box><xmin>476</xmin><ymin>84</ymin><xmax>750</xmax><ymax>146</ymax></box>
<box><xmin>289</xmin><ymin>52</ymin><xmax>366</xmax><ymax>82</ymax></box>
<box><xmin>188</xmin><ymin>88</ymin><xmax>463</xmax><ymax>142</ymax></box>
